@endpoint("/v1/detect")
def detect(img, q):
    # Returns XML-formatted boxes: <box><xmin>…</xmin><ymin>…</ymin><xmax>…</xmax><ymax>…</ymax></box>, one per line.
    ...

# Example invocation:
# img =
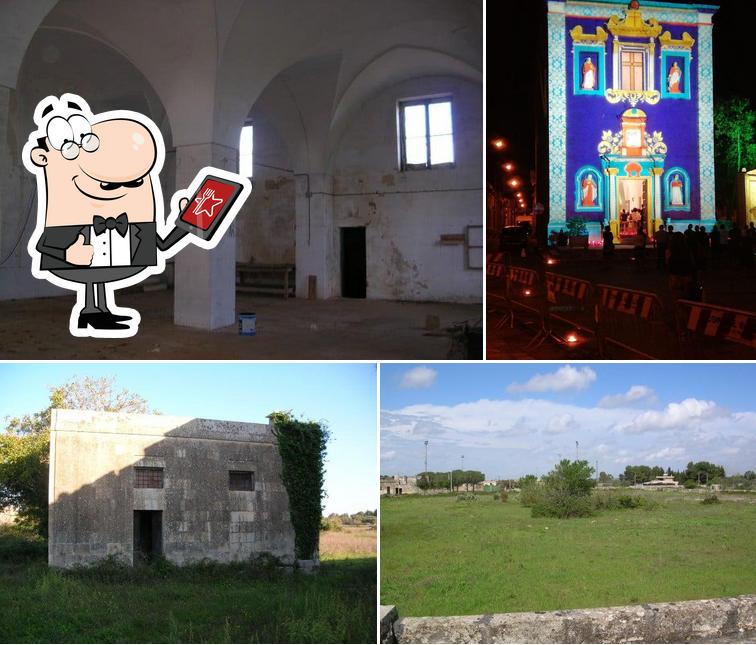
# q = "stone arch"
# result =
<box><xmin>0</xmin><ymin>17</ymin><xmax>175</xmax><ymax>300</ymax></box>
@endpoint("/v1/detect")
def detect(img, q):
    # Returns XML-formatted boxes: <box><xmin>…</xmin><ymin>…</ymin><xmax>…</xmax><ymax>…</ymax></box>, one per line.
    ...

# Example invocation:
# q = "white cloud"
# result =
<box><xmin>400</xmin><ymin>366</ymin><xmax>438</xmax><ymax>389</ymax></box>
<box><xmin>618</xmin><ymin>398</ymin><xmax>729</xmax><ymax>434</ymax></box>
<box><xmin>381</xmin><ymin>394</ymin><xmax>756</xmax><ymax>479</ymax></box>
<box><xmin>644</xmin><ymin>446</ymin><xmax>687</xmax><ymax>462</ymax></box>
<box><xmin>598</xmin><ymin>385</ymin><xmax>657</xmax><ymax>408</ymax></box>
<box><xmin>507</xmin><ymin>365</ymin><xmax>597</xmax><ymax>393</ymax></box>
<box><xmin>545</xmin><ymin>413</ymin><xmax>575</xmax><ymax>434</ymax></box>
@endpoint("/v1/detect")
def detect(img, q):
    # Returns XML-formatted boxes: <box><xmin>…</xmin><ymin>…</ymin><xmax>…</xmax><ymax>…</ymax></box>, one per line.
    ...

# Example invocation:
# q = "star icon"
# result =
<box><xmin>194</xmin><ymin>188</ymin><xmax>223</xmax><ymax>219</ymax></box>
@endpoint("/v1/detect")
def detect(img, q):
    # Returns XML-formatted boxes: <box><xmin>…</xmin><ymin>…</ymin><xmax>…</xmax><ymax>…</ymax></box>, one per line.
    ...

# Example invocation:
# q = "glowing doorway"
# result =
<box><xmin>617</xmin><ymin>178</ymin><xmax>649</xmax><ymax>238</ymax></box>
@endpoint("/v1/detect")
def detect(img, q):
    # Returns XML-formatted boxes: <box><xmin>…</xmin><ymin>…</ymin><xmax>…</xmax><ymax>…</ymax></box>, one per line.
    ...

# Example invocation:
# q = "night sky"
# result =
<box><xmin>487</xmin><ymin>0</ymin><xmax>756</xmax><ymax>202</ymax></box>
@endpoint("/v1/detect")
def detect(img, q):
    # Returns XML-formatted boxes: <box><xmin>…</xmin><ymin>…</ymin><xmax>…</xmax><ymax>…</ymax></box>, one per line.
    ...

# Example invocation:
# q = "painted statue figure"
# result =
<box><xmin>581</xmin><ymin>57</ymin><xmax>596</xmax><ymax>90</ymax></box>
<box><xmin>668</xmin><ymin>61</ymin><xmax>682</xmax><ymax>94</ymax></box>
<box><xmin>670</xmin><ymin>173</ymin><xmax>684</xmax><ymax>206</ymax></box>
<box><xmin>581</xmin><ymin>173</ymin><xmax>597</xmax><ymax>206</ymax></box>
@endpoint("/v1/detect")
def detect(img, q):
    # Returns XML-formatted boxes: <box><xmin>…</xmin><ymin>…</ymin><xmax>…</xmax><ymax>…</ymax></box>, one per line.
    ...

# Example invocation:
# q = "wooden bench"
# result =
<box><xmin>236</xmin><ymin>263</ymin><xmax>295</xmax><ymax>298</ymax></box>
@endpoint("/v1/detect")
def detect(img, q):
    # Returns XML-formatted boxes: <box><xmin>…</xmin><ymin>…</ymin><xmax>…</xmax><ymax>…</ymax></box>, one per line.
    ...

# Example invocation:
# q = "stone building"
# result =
<box><xmin>48</xmin><ymin>409</ymin><xmax>295</xmax><ymax>568</ymax></box>
<box><xmin>547</xmin><ymin>0</ymin><xmax>718</xmax><ymax>243</ymax></box>
<box><xmin>380</xmin><ymin>475</ymin><xmax>419</xmax><ymax>496</ymax></box>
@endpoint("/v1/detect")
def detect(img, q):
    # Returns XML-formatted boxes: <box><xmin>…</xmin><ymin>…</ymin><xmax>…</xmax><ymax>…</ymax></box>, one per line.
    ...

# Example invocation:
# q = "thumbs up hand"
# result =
<box><xmin>65</xmin><ymin>233</ymin><xmax>94</xmax><ymax>266</ymax></box>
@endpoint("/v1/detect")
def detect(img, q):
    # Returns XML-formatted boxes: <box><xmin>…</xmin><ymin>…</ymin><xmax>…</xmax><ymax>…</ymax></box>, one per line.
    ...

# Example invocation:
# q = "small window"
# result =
<box><xmin>229</xmin><ymin>470</ymin><xmax>255</xmax><ymax>491</ymax></box>
<box><xmin>399</xmin><ymin>97</ymin><xmax>454</xmax><ymax>170</ymax></box>
<box><xmin>239</xmin><ymin>123</ymin><xmax>253</xmax><ymax>178</ymax></box>
<box><xmin>134</xmin><ymin>467</ymin><xmax>163</xmax><ymax>489</ymax></box>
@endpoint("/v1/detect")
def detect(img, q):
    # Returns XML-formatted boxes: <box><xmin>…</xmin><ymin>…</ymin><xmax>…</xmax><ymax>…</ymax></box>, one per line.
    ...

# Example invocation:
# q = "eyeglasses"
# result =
<box><xmin>61</xmin><ymin>133</ymin><xmax>100</xmax><ymax>160</ymax></box>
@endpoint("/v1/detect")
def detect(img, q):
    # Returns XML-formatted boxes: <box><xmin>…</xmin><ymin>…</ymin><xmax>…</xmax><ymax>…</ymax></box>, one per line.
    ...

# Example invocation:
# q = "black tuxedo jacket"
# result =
<box><xmin>37</xmin><ymin>221</ymin><xmax>173</xmax><ymax>271</ymax></box>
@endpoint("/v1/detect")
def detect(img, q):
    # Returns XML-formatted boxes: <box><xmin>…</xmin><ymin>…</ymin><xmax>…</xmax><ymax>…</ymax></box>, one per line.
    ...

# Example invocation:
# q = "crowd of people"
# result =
<box><xmin>652</xmin><ymin>222</ymin><xmax>756</xmax><ymax>300</ymax></box>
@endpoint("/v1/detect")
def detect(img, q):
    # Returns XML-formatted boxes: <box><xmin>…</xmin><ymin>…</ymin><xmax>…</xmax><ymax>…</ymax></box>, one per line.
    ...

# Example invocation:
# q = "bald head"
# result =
<box><xmin>85</xmin><ymin>119</ymin><xmax>157</xmax><ymax>183</ymax></box>
<box><xmin>30</xmin><ymin>117</ymin><xmax>160</xmax><ymax>227</ymax></box>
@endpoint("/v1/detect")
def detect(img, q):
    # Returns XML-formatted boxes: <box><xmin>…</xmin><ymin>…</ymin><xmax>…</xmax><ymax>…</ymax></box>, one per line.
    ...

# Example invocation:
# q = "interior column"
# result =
<box><xmin>172</xmin><ymin>143</ymin><xmax>238</xmax><ymax>330</ymax></box>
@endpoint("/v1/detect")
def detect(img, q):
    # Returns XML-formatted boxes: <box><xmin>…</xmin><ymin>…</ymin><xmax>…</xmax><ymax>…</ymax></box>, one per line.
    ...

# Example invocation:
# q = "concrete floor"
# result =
<box><xmin>0</xmin><ymin>291</ymin><xmax>481</xmax><ymax>359</ymax></box>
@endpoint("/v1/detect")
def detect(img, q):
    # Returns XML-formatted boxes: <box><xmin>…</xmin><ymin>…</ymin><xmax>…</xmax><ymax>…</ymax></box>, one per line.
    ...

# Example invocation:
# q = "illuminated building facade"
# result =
<box><xmin>547</xmin><ymin>0</ymin><xmax>718</xmax><ymax>241</ymax></box>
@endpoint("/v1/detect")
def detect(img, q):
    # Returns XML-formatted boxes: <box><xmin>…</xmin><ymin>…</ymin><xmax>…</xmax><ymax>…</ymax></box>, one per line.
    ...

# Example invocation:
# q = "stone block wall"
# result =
<box><xmin>48</xmin><ymin>409</ymin><xmax>295</xmax><ymax>567</ymax></box>
<box><xmin>385</xmin><ymin>595</ymin><xmax>756</xmax><ymax>643</ymax></box>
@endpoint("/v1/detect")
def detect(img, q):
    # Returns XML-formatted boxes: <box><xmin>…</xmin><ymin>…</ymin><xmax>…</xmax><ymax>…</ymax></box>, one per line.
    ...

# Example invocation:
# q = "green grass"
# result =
<box><xmin>380</xmin><ymin>492</ymin><xmax>756</xmax><ymax>617</ymax></box>
<box><xmin>0</xmin><ymin>526</ymin><xmax>376</xmax><ymax>643</ymax></box>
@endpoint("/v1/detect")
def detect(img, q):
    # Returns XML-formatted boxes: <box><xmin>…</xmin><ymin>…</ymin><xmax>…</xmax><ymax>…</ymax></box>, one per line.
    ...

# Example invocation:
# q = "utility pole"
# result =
<box><xmin>595</xmin><ymin>460</ymin><xmax>599</xmax><ymax>484</ymax></box>
<box><xmin>424</xmin><ymin>440</ymin><xmax>429</xmax><ymax>494</ymax></box>
<box><xmin>576</xmin><ymin>440</ymin><xmax>579</xmax><ymax>461</ymax></box>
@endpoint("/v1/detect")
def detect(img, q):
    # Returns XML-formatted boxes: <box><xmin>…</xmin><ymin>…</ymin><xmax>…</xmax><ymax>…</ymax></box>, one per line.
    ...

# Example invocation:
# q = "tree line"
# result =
<box><xmin>416</xmin><ymin>470</ymin><xmax>485</xmax><ymax>491</ymax></box>
<box><xmin>618</xmin><ymin>462</ymin><xmax>729</xmax><ymax>486</ymax></box>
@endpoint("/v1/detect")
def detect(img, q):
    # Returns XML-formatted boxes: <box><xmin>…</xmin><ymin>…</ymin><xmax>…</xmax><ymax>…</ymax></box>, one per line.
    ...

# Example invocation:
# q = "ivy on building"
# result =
<box><xmin>269</xmin><ymin>411</ymin><xmax>329</xmax><ymax>561</ymax></box>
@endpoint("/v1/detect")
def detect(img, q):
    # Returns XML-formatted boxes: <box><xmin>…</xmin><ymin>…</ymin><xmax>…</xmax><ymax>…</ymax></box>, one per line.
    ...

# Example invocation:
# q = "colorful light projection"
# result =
<box><xmin>547</xmin><ymin>0</ymin><xmax>717</xmax><ymax>242</ymax></box>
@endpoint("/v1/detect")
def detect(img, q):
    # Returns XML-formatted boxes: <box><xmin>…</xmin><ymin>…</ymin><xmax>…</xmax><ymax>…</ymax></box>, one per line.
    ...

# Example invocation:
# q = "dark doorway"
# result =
<box><xmin>341</xmin><ymin>227</ymin><xmax>366</xmax><ymax>298</ymax></box>
<box><xmin>133</xmin><ymin>510</ymin><xmax>162</xmax><ymax>561</ymax></box>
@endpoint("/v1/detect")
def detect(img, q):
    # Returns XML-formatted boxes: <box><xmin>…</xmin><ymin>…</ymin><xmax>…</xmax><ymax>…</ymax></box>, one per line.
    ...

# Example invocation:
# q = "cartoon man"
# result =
<box><xmin>22</xmin><ymin>94</ymin><xmax>250</xmax><ymax>338</ymax></box>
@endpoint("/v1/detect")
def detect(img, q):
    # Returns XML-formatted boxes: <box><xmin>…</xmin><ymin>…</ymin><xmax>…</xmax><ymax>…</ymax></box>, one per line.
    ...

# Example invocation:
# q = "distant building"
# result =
<box><xmin>380</xmin><ymin>475</ymin><xmax>419</xmax><ymax>496</ymax></box>
<box><xmin>642</xmin><ymin>474</ymin><xmax>680</xmax><ymax>488</ymax></box>
<box><xmin>737</xmin><ymin>169</ymin><xmax>756</xmax><ymax>230</ymax></box>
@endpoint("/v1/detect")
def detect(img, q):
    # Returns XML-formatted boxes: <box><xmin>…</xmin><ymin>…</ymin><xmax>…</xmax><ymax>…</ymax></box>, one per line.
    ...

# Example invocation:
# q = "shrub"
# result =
<box><xmin>592</xmin><ymin>489</ymin><xmax>621</xmax><ymax>510</ymax></box>
<box><xmin>0</xmin><ymin>525</ymin><xmax>46</xmax><ymax>562</ymax></box>
<box><xmin>492</xmin><ymin>493</ymin><xmax>499</xmax><ymax>501</ymax></box>
<box><xmin>592</xmin><ymin>491</ymin><xmax>658</xmax><ymax>512</ymax></box>
<box><xmin>500</xmin><ymin>490</ymin><xmax>509</xmax><ymax>503</ymax></box>
<box><xmin>683</xmin><ymin>480</ymin><xmax>698</xmax><ymax>489</ymax></box>
<box><xmin>320</xmin><ymin>517</ymin><xmax>342</xmax><ymax>532</ymax></box>
<box><xmin>519</xmin><ymin>482</ymin><xmax>543</xmax><ymax>508</ymax></box>
<box><xmin>532</xmin><ymin>488</ymin><xmax>594</xmax><ymax>518</ymax></box>
<box><xmin>456</xmin><ymin>493</ymin><xmax>477</xmax><ymax>502</ymax></box>
<box><xmin>701</xmin><ymin>494</ymin><xmax>720</xmax><ymax>505</ymax></box>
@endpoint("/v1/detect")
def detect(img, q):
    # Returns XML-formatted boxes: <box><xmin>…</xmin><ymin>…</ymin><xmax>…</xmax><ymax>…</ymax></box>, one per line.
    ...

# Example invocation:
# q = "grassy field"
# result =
<box><xmin>381</xmin><ymin>491</ymin><xmax>756</xmax><ymax>617</ymax></box>
<box><xmin>320</xmin><ymin>525</ymin><xmax>377</xmax><ymax>560</ymax></box>
<box><xmin>0</xmin><ymin>525</ymin><xmax>376</xmax><ymax>643</ymax></box>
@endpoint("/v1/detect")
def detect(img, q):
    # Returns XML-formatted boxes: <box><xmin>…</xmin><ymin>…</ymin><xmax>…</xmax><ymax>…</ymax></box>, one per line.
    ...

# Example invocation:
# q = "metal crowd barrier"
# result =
<box><xmin>489</xmin><ymin>264</ymin><xmax>756</xmax><ymax>358</ymax></box>
<box><xmin>595</xmin><ymin>284</ymin><xmax>678</xmax><ymax>359</ymax></box>
<box><xmin>544</xmin><ymin>272</ymin><xmax>597</xmax><ymax>347</ymax></box>
<box><xmin>675</xmin><ymin>300</ymin><xmax>756</xmax><ymax>358</ymax></box>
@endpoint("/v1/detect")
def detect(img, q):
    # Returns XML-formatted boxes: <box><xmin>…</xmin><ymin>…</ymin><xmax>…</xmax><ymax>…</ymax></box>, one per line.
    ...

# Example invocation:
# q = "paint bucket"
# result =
<box><xmin>238</xmin><ymin>313</ymin><xmax>256</xmax><ymax>336</ymax></box>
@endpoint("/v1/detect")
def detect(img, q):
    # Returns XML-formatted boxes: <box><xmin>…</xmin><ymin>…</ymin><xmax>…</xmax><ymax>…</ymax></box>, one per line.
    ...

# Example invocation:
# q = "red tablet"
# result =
<box><xmin>176</xmin><ymin>175</ymin><xmax>244</xmax><ymax>241</ymax></box>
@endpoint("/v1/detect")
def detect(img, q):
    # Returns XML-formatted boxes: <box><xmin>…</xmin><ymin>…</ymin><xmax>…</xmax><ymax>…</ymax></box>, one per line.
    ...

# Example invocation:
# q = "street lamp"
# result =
<box><xmin>503</xmin><ymin>162</ymin><xmax>514</xmax><ymax>172</ymax></box>
<box><xmin>424</xmin><ymin>440</ymin><xmax>429</xmax><ymax>493</ymax></box>
<box><xmin>509</xmin><ymin>178</ymin><xmax>521</xmax><ymax>189</ymax></box>
<box><xmin>491</xmin><ymin>138</ymin><xmax>506</xmax><ymax>150</ymax></box>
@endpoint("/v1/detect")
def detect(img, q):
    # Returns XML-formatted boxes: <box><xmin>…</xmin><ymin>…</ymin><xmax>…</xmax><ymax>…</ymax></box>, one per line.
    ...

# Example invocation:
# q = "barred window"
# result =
<box><xmin>229</xmin><ymin>470</ymin><xmax>255</xmax><ymax>491</ymax></box>
<box><xmin>134</xmin><ymin>467</ymin><xmax>164</xmax><ymax>489</ymax></box>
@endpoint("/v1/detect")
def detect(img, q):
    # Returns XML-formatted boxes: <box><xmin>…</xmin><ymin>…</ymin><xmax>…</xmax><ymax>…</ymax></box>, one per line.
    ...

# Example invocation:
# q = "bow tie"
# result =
<box><xmin>93</xmin><ymin>213</ymin><xmax>129</xmax><ymax>236</ymax></box>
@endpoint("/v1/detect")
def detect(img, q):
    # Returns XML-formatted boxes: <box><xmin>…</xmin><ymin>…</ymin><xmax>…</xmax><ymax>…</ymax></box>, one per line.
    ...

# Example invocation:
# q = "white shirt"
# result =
<box><xmin>89</xmin><ymin>224</ymin><xmax>132</xmax><ymax>267</ymax></box>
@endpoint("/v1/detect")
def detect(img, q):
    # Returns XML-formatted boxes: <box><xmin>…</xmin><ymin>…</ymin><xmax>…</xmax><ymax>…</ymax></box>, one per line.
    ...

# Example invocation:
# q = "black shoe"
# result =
<box><xmin>98</xmin><ymin>310</ymin><xmax>132</xmax><ymax>323</ymax></box>
<box><xmin>77</xmin><ymin>312</ymin><xmax>131</xmax><ymax>330</ymax></box>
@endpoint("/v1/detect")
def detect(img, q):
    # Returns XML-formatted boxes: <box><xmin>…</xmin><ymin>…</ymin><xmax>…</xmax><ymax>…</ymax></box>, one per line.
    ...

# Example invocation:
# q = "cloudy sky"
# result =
<box><xmin>381</xmin><ymin>363</ymin><xmax>756</xmax><ymax>480</ymax></box>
